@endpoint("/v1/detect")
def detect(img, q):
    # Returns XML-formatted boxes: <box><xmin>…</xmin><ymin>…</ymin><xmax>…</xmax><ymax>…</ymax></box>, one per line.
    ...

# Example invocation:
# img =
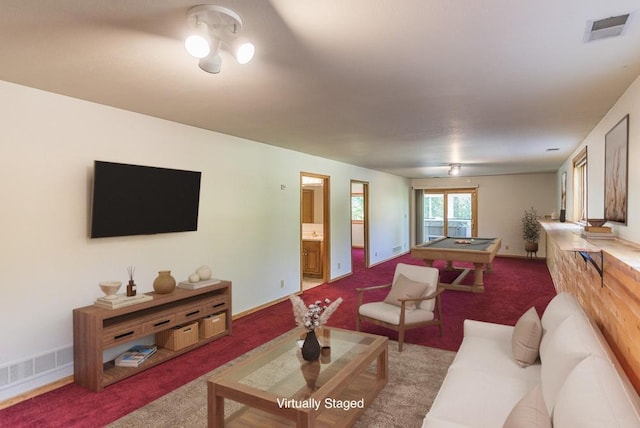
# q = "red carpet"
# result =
<box><xmin>0</xmin><ymin>251</ymin><xmax>555</xmax><ymax>427</ymax></box>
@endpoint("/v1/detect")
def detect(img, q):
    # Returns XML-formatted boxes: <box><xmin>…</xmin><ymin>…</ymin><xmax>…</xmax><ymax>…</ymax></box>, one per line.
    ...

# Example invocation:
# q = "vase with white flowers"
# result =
<box><xmin>290</xmin><ymin>295</ymin><xmax>343</xmax><ymax>361</ymax></box>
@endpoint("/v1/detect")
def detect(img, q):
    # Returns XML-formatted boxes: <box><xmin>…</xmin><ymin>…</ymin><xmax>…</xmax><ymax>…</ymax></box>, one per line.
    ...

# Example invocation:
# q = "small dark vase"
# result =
<box><xmin>301</xmin><ymin>330</ymin><xmax>321</xmax><ymax>361</ymax></box>
<box><xmin>559</xmin><ymin>209</ymin><xmax>566</xmax><ymax>223</ymax></box>
<box><xmin>126</xmin><ymin>280</ymin><xmax>137</xmax><ymax>297</ymax></box>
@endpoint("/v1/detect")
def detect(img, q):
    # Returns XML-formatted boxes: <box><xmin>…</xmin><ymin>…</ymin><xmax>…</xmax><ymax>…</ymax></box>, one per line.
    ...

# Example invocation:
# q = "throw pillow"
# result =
<box><xmin>383</xmin><ymin>273</ymin><xmax>429</xmax><ymax>310</ymax></box>
<box><xmin>540</xmin><ymin>292</ymin><xmax>586</xmax><ymax>337</ymax></box>
<box><xmin>503</xmin><ymin>384</ymin><xmax>551</xmax><ymax>428</ymax></box>
<box><xmin>512</xmin><ymin>307</ymin><xmax>542</xmax><ymax>367</ymax></box>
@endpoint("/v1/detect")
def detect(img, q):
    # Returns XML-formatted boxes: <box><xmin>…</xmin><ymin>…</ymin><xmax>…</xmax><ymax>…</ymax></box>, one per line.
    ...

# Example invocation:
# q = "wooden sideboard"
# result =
<box><xmin>73</xmin><ymin>281</ymin><xmax>232</xmax><ymax>391</ymax></box>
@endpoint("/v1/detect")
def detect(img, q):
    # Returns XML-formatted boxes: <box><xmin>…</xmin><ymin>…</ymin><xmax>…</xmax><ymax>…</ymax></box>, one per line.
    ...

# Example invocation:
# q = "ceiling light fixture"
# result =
<box><xmin>185</xmin><ymin>5</ymin><xmax>255</xmax><ymax>74</ymax></box>
<box><xmin>448</xmin><ymin>164</ymin><xmax>462</xmax><ymax>176</ymax></box>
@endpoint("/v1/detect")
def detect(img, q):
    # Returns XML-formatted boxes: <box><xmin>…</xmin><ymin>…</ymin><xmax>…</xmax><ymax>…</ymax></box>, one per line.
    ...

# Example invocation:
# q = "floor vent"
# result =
<box><xmin>585</xmin><ymin>14</ymin><xmax>631</xmax><ymax>42</ymax></box>
<box><xmin>0</xmin><ymin>346</ymin><xmax>73</xmax><ymax>389</ymax></box>
<box><xmin>0</xmin><ymin>367</ymin><xmax>9</xmax><ymax>388</ymax></box>
<box><xmin>392</xmin><ymin>245</ymin><xmax>402</xmax><ymax>253</ymax></box>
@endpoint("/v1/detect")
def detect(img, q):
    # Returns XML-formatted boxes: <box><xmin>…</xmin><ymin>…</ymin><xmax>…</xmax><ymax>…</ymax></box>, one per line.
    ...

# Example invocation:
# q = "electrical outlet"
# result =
<box><xmin>337</xmin><ymin>262</ymin><xmax>341</xmax><ymax>269</ymax></box>
<box><xmin>280</xmin><ymin>280</ymin><xmax>284</xmax><ymax>288</ymax></box>
<box><xmin>505</xmin><ymin>245</ymin><xmax>509</xmax><ymax>250</ymax></box>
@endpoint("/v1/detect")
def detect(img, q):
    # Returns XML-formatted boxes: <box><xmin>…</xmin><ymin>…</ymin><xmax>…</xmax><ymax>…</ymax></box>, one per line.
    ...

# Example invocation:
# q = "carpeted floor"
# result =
<box><xmin>0</xmin><ymin>252</ymin><xmax>555</xmax><ymax>427</ymax></box>
<box><xmin>109</xmin><ymin>331</ymin><xmax>456</xmax><ymax>428</ymax></box>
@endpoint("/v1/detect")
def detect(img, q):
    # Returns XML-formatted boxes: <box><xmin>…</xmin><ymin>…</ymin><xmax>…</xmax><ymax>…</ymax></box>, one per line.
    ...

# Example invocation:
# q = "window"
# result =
<box><xmin>351</xmin><ymin>194</ymin><xmax>364</xmax><ymax>221</ymax></box>
<box><xmin>416</xmin><ymin>188</ymin><xmax>477</xmax><ymax>242</ymax></box>
<box><xmin>572</xmin><ymin>147</ymin><xmax>588</xmax><ymax>223</ymax></box>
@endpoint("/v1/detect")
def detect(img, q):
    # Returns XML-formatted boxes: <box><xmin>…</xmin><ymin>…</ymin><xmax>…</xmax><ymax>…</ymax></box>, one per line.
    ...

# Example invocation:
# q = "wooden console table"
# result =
<box><xmin>73</xmin><ymin>281</ymin><xmax>232</xmax><ymax>391</ymax></box>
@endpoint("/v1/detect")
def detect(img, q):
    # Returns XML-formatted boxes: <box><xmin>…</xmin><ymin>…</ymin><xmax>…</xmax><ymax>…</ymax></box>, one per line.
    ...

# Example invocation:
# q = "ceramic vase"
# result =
<box><xmin>301</xmin><ymin>330</ymin><xmax>321</xmax><ymax>361</ymax></box>
<box><xmin>153</xmin><ymin>270</ymin><xmax>176</xmax><ymax>294</ymax></box>
<box><xmin>196</xmin><ymin>265</ymin><xmax>212</xmax><ymax>280</ymax></box>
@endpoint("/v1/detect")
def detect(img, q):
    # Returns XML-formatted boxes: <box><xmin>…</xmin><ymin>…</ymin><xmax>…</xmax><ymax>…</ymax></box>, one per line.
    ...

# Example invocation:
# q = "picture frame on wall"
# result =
<box><xmin>604</xmin><ymin>114</ymin><xmax>629</xmax><ymax>224</ymax></box>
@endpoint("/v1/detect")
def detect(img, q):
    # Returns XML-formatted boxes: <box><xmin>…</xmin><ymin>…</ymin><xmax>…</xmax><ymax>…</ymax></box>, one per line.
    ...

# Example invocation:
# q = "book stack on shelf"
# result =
<box><xmin>178</xmin><ymin>278</ymin><xmax>221</xmax><ymax>290</ymax></box>
<box><xmin>115</xmin><ymin>344</ymin><xmax>158</xmax><ymax>367</ymax></box>
<box><xmin>95</xmin><ymin>293</ymin><xmax>153</xmax><ymax>309</ymax></box>
<box><xmin>582</xmin><ymin>225</ymin><xmax>614</xmax><ymax>240</ymax></box>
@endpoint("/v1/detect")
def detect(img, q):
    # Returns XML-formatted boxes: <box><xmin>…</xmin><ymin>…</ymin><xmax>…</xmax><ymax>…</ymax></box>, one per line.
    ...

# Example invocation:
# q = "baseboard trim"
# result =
<box><xmin>232</xmin><ymin>294</ymin><xmax>293</xmax><ymax>320</ymax></box>
<box><xmin>368</xmin><ymin>251</ymin><xmax>409</xmax><ymax>268</ymax></box>
<box><xmin>0</xmin><ymin>375</ymin><xmax>74</xmax><ymax>410</ymax></box>
<box><xmin>328</xmin><ymin>272</ymin><xmax>352</xmax><ymax>282</ymax></box>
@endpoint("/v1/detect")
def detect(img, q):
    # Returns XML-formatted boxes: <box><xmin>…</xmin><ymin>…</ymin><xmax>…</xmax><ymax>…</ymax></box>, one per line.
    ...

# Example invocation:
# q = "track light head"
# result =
<box><xmin>185</xmin><ymin>34</ymin><xmax>211</xmax><ymax>58</ymax></box>
<box><xmin>185</xmin><ymin>5</ymin><xmax>255</xmax><ymax>74</ymax></box>
<box><xmin>235</xmin><ymin>42</ymin><xmax>255</xmax><ymax>64</ymax></box>
<box><xmin>199</xmin><ymin>54</ymin><xmax>222</xmax><ymax>74</ymax></box>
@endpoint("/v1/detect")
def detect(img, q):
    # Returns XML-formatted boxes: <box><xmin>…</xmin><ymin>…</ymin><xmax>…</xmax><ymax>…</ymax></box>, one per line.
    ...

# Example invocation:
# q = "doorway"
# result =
<box><xmin>351</xmin><ymin>180</ymin><xmax>370</xmax><ymax>272</ymax></box>
<box><xmin>300</xmin><ymin>173</ymin><xmax>330</xmax><ymax>290</ymax></box>
<box><xmin>417</xmin><ymin>188</ymin><xmax>478</xmax><ymax>242</ymax></box>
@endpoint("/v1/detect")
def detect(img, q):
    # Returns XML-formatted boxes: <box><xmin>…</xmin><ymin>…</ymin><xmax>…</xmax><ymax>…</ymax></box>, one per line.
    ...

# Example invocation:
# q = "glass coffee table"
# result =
<box><xmin>207</xmin><ymin>327</ymin><xmax>388</xmax><ymax>427</ymax></box>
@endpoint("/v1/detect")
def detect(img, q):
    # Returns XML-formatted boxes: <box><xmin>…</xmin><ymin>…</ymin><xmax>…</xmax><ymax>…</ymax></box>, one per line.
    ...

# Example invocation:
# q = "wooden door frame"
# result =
<box><xmin>350</xmin><ymin>180</ymin><xmax>370</xmax><ymax>269</ymax></box>
<box><xmin>300</xmin><ymin>172</ymin><xmax>330</xmax><ymax>287</ymax></box>
<box><xmin>423</xmin><ymin>188</ymin><xmax>478</xmax><ymax>237</ymax></box>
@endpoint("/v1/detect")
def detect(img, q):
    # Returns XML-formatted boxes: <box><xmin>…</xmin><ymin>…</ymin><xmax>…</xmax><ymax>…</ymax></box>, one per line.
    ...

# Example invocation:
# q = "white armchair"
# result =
<box><xmin>356</xmin><ymin>263</ymin><xmax>443</xmax><ymax>351</ymax></box>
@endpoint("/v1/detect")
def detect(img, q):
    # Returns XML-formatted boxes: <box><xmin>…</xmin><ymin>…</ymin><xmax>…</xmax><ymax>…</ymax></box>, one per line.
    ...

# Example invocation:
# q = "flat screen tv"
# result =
<box><xmin>90</xmin><ymin>161</ymin><xmax>202</xmax><ymax>238</ymax></box>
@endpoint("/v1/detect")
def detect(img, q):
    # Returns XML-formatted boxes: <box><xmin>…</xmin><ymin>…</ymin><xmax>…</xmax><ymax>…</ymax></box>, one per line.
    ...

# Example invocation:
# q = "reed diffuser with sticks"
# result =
<box><xmin>126</xmin><ymin>265</ymin><xmax>137</xmax><ymax>296</ymax></box>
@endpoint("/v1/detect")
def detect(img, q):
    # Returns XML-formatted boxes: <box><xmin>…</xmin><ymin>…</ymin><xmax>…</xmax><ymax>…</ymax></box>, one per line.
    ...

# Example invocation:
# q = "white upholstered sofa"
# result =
<box><xmin>423</xmin><ymin>292</ymin><xmax>640</xmax><ymax>427</ymax></box>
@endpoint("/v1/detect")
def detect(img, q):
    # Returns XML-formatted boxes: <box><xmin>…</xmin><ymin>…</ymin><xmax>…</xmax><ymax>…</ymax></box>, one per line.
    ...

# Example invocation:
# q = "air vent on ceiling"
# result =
<box><xmin>584</xmin><ymin>14</ymin><xmax>630</xmax><ymax>42</ymax></box>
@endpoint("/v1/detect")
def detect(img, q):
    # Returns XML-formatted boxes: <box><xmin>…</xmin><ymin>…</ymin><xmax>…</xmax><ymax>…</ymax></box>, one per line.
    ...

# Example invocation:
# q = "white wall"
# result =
<box><xmin>411</xmin><ymin>174</ymin><xmax>556</xmax><ymax>257</ymax></box>
<box><xmin>0</xmin><ymin>80</ymin><xmax>410</xmax><ymax>399</ymax></box>
<box><xmin>351</xmin><ymin>223</ymin><xmax>365</xmax><ymax>247</ymax></box>
<box><xmin>558</xmin><ymin>74</ymin><xmax>640</xmax><ymax>243</ymax></box>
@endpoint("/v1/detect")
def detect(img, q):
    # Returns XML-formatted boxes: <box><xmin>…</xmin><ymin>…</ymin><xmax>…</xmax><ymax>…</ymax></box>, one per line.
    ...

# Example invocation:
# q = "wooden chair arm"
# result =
<box><xmin>396</xmin><ymin>287</ymin><xmax>445</xmax><ymax>303</ymax></box>
<box><xmin>398</xmin><ymin>288</ymin><xmax>444</xmax><ymax>326</ymax></box>
<box><xmin>356</xmin><ymin>283</ymin><xmax>392</xmax><ymax>308</ymax></box>
<box><xmin>355</xmin><ymin>283</ymin><xmax>392</xmax><ymax>293</ymax></box>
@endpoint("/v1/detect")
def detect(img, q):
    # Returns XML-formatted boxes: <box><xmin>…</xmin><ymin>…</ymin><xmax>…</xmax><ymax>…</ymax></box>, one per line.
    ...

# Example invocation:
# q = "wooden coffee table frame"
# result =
<box><xmin>207</xmin><ymin>327</ymin><xmax>388</xmax><ymax>427</ymax></box>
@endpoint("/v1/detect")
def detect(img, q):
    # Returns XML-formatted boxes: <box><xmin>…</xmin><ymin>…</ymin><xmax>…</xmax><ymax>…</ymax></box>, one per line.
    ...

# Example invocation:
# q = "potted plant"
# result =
<box><xmin>522</xmin><ymin>206</ymin><xmax>541</xmax><ymax>253</ymax></box>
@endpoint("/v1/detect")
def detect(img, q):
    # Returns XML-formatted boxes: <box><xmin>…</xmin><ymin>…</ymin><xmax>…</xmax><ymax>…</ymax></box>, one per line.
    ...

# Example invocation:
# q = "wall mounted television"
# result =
<box><xmin>90</xmin><ymin>161</ymin><xmax>202</xmax><ymax>238</ymax></box>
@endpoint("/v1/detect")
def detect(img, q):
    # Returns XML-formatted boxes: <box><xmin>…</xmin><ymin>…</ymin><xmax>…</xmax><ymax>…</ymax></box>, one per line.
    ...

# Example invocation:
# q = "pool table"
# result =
<box><xmin>411</xmin><ymin>237</ymin><xmax>501</xmax><ymax>293</ymax></box>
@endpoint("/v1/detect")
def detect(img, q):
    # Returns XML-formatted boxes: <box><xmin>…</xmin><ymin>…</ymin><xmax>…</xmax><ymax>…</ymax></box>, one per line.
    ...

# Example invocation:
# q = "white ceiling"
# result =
<box><xmin>1</xmin><ymin>0</ymin><xmax>639</xmax><ymax>178</ymax></box>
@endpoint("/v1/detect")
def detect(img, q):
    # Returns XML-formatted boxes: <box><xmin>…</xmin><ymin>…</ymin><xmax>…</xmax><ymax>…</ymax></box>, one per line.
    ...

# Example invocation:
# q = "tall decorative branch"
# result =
<box><xmin>319</xmin><ymin>297</ymin><xmax>343</xmax><ymax>326</ymax></box>
<box><xmin>127</xmin><ymin>265</ymin><xmax>136</xmax><ymax>281</ymax></box>
<box><xmin>289</xmin><ymin>295</ymin><xmax>342</xmax><ymax>332</ymax></box>
<box><xmin>290</xmin><ymin>295</ymin><xmax>309</xmax><ymax>330</ymax></box>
